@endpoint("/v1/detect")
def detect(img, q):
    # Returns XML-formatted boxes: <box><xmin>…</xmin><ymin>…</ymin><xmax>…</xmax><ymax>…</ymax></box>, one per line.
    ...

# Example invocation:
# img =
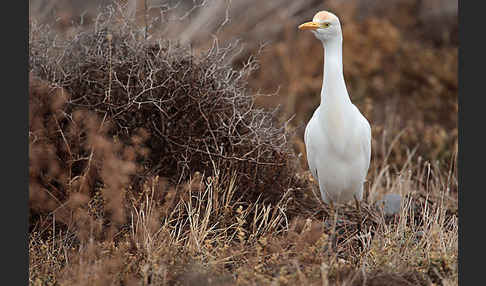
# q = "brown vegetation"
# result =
<box><xmin>29</xmin><ymin>1</ymin><xmax>457</xmax><ymax>285</ymax></box>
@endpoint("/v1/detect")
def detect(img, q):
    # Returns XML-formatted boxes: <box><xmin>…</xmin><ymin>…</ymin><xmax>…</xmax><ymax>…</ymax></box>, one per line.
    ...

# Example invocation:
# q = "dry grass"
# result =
<box><xmin>29</xmin><ymin>1</ymin><xmax>457</xmax><ymax>285</ymax></box>
<box><xmin>29</xmin><ymin>155</ymin><xmax>457</xmax><ymax>285</ymax></box>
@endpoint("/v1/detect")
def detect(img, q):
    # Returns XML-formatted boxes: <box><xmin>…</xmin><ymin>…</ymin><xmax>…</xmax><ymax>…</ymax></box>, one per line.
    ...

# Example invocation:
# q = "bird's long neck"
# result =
<box><xmin>320</xmin><ymin>36</ymin><xmax>350</xmax><ymax>107</ymax></box>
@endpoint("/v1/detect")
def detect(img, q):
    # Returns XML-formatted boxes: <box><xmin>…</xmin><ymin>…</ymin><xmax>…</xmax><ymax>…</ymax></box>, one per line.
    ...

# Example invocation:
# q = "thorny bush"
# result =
<box><xmin>29</xmin><ymin>7</ymin><xmax>310</xmax><ymax>238</ymax></box>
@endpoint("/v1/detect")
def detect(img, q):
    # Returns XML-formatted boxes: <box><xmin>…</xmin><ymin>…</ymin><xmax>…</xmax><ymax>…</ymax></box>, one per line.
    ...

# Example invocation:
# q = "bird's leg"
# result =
<box><xmin>353</xmin><ymin>195</ymin><xmax>361</xmax><ymax>212</ymax></box>
<box><xmin>328</xmin><ymin>201</ymin><xmax>340</xmax><ymax>254</ymax></box>
<box><xmin>328</xmin><ymin>200</ymin><xmax>335</xmax><ymax>216</ymax></box>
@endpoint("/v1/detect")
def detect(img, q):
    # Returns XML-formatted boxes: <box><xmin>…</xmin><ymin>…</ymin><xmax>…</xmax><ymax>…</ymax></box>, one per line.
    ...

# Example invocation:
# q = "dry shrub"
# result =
<box><xmin>29</xmin><ymin>75</ymin><xmax>70</xmax><ymax>214</ymax></box>
<box><xmin>29</xmin><ymin>6</ymin><xmax>316</xmax><ymax>284</ymax></box>
<box><xmin>29</xmin><ymin>71</ymin><xmax>149</xmax><ymax>243</ymax></box>
<box><xmin>28</xmin><ymin>5</ymin><xmax>316</xmax><ymax>283</ymax></box>
<box><xmin>29</xmin><ymin>5</ymin><xmax>307</xmax><ymax>207</ymax></box>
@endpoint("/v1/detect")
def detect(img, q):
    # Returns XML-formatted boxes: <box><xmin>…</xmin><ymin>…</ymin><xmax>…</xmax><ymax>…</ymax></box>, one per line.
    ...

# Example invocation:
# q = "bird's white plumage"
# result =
<box><xmin>299</xmin><ymin>11</ymin><xmax>371</xmax><ymax>204</ymax></box>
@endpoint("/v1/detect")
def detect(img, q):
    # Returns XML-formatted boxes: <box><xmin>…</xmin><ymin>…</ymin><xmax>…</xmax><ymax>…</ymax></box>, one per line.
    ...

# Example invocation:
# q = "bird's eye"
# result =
<box><xmin>321</xmin><ymin>23</ymin><xmax>331</xmax><ymax>28</ymax></box>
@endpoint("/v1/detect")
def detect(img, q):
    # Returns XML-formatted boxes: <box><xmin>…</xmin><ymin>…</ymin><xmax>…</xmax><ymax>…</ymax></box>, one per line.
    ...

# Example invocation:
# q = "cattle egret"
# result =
<box><xmin>298</xmin><ymin>11</ymin><xmax>371</xmax><ymax>204</ymax></box>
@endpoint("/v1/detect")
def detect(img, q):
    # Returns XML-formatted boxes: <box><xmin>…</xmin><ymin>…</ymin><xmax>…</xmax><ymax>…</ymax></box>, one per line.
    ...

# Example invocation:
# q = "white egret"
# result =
<box><xmin>298</xmin><ymin>11</ymin><xmax>371</xmax><ymax>204</ymax></box>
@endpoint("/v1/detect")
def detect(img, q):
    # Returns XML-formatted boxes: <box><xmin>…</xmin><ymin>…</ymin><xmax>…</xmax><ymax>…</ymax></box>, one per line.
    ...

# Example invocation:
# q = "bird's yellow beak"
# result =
<box><xmin>298</xmin><ymin>21</ymin><xmax>320</xmax><ymax>30</ymax></box>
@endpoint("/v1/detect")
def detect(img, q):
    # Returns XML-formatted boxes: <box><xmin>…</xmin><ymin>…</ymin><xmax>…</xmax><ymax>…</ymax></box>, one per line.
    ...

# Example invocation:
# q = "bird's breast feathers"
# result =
<box><xmin>305</xmin><ymin>105</ymin><xmax>370</xmax><ymax>168</ymax></box>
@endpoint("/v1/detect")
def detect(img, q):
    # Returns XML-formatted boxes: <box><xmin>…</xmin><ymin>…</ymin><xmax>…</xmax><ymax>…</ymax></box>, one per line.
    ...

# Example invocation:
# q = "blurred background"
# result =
<box><xmin>29</xmin><ymin>0</ymin><xmax>458</xmax><ymax>169</ymax></box>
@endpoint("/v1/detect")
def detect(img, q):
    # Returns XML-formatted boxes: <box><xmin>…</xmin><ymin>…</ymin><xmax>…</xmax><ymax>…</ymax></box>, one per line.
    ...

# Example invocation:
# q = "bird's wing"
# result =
<box><xmin>352</xmin><ymin>104</ymin><xmax>371</xmax><ymax>177</ymax></box>
<box><xmin>360</xmin><ymin>114</ymin><xmax>372</xmax><ymax>176</ymax></box>
<box><xmin>304</xmin><ymin>117</ymin><xmax>319</xmax><ymax>181</ymax></box>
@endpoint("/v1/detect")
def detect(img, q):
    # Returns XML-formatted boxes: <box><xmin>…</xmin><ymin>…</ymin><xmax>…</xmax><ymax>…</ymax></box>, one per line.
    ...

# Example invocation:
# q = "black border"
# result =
<box><xmin>459</xmin><ymin>0</ymin><xmax>481</xmax><ymax>285</ymax></box>
<box><xmin>3</xmin><ymin>0</ymin><xmax>28</xmax><ymax>284</ymax></box>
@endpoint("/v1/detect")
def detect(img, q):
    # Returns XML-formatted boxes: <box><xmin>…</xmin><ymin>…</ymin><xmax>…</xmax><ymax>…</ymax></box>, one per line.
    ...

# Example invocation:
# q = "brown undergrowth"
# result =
<box><xmin>29</xmin><ymin>3</ymin><xmax>457</xmax><ymax>285</ymax></box>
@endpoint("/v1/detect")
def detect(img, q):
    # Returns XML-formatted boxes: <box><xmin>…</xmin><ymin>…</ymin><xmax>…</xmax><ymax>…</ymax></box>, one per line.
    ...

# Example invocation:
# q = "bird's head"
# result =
<box><xmin>298</xmin><ymin>11</ymin><xmax>341</xmax><ymax>43</ymax></box>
